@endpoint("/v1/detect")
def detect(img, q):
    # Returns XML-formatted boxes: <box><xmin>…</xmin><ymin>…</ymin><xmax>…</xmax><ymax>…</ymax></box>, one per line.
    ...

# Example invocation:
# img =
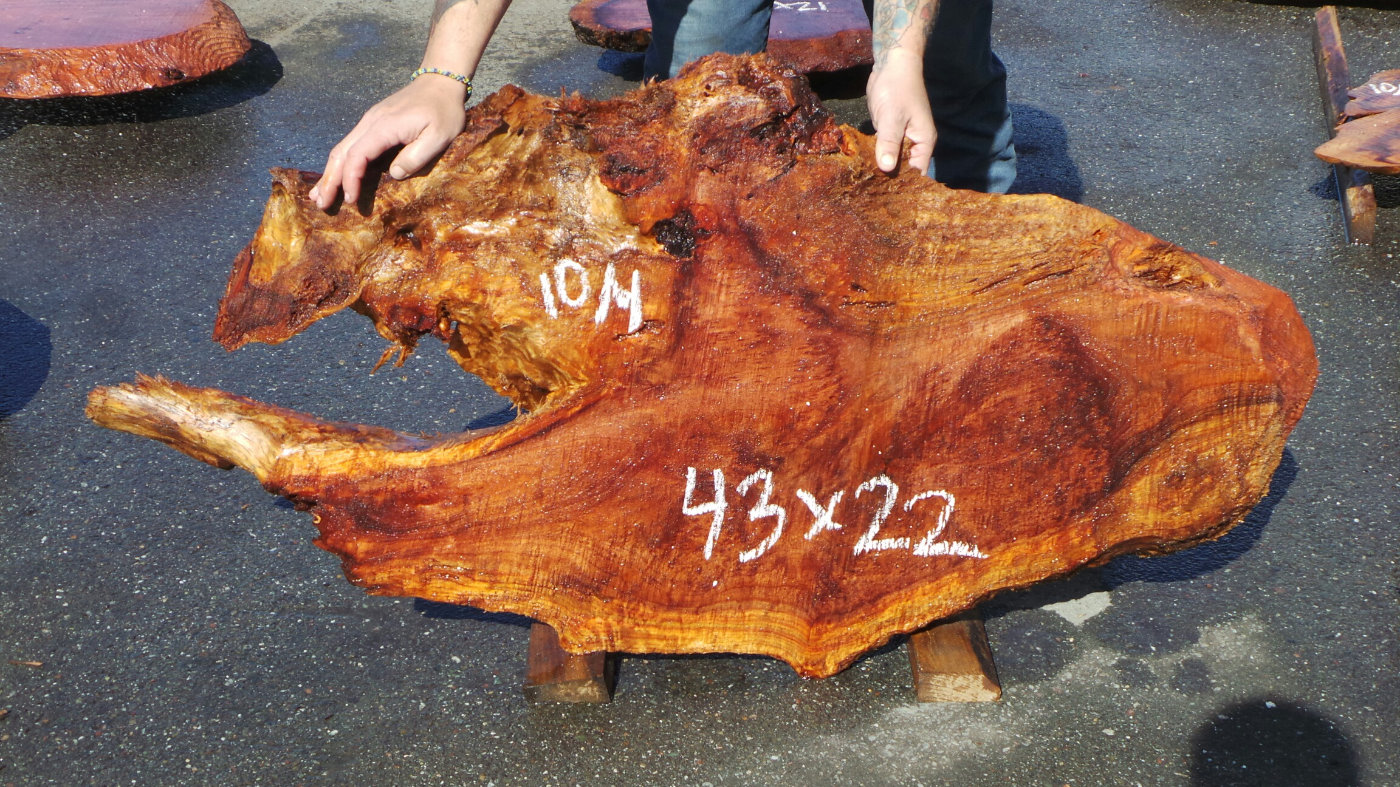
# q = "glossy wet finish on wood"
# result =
<box><xmin>87</xmin><ymin>54</ymin><xmax>1316</xmax><ymax>679</ymax></box>
<box><xmin>0</xmin><ymin>0</ymin><xmax>250</xmax><ymax>98</ymax></box>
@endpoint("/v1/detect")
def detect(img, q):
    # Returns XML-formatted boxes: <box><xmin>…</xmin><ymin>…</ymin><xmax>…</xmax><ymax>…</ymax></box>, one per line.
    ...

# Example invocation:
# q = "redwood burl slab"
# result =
<box><xmin>87</xmin><ymin>55</ymin><xmax>1317</xmax><ymax>678</ymax></box>
<box><xmin>1316</xmin><ymin>108</ymin><xmax>1400</xmax><ymax>175</ymax></box>
<box><xmin>1342</xmin><ymin>69</ymin><xmax>1400</xmax><ymax>121</ymax></box>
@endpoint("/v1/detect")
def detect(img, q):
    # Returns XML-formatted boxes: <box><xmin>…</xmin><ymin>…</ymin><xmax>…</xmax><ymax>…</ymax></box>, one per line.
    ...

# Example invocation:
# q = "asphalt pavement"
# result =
<box><xmin>1</xmin><ymin>0</ymin><xmax>1397</xmax><ymax>784</ymax></box>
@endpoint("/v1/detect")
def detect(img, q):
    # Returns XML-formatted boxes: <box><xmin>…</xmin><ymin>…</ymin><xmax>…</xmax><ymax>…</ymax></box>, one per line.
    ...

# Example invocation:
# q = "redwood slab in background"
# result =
<box><xmin>570</xmin><ymin>0</ymin><xmax>872</xmax><ymax>74</ymax></box>
<box><xmin>1343</xmin><ymin>68</ymin><xmax>1400</xmax><ymax>120</ymax></box>
<box><xmin>0</xmin><ymin>0</ymin><xmax>251</xmax><ymax>98</ymax></box>
<box><xmin>1316</xmin><ymin>108</ymin><xmax>1400</xmax><ymax>175</ymax></box>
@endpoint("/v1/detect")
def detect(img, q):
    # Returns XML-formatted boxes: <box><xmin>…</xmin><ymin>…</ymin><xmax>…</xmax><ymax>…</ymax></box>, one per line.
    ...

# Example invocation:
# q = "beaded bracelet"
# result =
<box><xmin>410</xmin><ymin>67</ymin><xmax>474</xmax><ymax>100</ymax></box>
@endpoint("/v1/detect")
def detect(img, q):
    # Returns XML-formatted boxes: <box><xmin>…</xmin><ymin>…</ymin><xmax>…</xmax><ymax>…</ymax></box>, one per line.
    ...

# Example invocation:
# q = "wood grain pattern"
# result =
<box><xmin>569</xmin><ymin>0</ymin><xmax>872</xmax><ymax>73</ymax></box>
<box><xmin>907</xmin><ymin>614</ymin><xmax>1001</xmax><ymax>702</ymax></box>
<box><xmin>0</xmin><ymin>0</ymin><xmax>250</xmax><ymax>98</ymax></box>
<box><xmin>1316</xmin><ymin>108</ymin><xmax>1400</xmax><ymax>175</ymax></box>
<box><xmin>1343</xmin><ymin>68</ymin><xmax>1400</xmax><ymax>120</ymax></box>
<box><xmin>87</xmin><ymin>54</ymin><xmax>1317</xmax><ymax>678</ymax></box>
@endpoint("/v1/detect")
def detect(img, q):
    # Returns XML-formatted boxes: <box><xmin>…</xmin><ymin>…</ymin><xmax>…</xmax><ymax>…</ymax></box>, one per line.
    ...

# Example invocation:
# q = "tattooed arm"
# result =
<box><xmin>866</xmin><ymin>0</ymin><xmax>938</xmax><ymax>174</ymax></box>
<box><xmin>312</xmin><ymin>0</ymin><xmax>512</xmax><ymax>210</ymax></box>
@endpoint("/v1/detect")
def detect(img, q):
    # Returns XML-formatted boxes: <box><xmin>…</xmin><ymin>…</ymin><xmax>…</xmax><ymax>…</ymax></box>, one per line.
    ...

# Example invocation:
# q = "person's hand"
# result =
<box><xmin>309</xmin><ymin>76</ymin><xmax>470</xmax><ymax>210</ymax></box>
<box><xmin>866</xmin><ymin>49</ymin><xmax>936</xmax><ymax>174</ymax></box>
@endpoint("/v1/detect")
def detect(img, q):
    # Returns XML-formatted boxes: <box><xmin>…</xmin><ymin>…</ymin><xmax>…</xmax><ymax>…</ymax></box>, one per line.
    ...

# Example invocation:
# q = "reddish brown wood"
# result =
<box><xmin>1314</xmin><ymin>7</ymin><xmax>1352</xmax><ymax>130</ymax></box>
<box><xmin>569</xmin><ymin>0</ymin><xmax>872</xmax><ymax>74</ymax></box>
<box><xmin>1343</xmin><ymin>68</ymin><xmax>1400</xmax><ymax>120</ymax></box>
<box><xmin>1312</xmin><ymin>6</ymin><xmax>1376</xmax><ymax>244</ymax></box>
<box><xmin>523</xmin><ymin>623</ymin><xmax>618</xmax><ymax>703</ymax></box>
<box><xmin>0</xmin><ymin>0</ymin><xmax>251</xmax><ymax>98</ymax></box>
<box><xmin>86</xmin><ymin>54</ymin><xmax>1317</xmax><ymax>679</ymax></box>
<box><xmin>907</xmin><ymin>613</ymin><xmax>1001</xmax><ymax>702</ymax></box>
<box><xmin>1316</xmin><ymin>109</ymin><xmax>1400</xmax><ymax>175</ymax></box>
<box><xmin>569</xmin><ymin>0</ymin><xmax>651</xmax><ymax>53</ymax></box>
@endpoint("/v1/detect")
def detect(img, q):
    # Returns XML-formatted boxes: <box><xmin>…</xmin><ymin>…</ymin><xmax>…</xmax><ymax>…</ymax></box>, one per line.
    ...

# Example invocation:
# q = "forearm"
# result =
<box><xmin>421</xmin><ymin>0</ymin><xmax>513</xmax><ymax>80</ymax></box>
<box><xmin>866</xmin><ymin>0</ymin><xmax>939</xmax><ymax>172</ymax></box>
<box><xmin>870</xmin><ymin>0</ymin><xmax>938</xmax><ymax>66</ymax></box>
<box><xmin>309</xmin><ymin>0</ymin><xmax>513</xmax><ymax>208</ymax></box>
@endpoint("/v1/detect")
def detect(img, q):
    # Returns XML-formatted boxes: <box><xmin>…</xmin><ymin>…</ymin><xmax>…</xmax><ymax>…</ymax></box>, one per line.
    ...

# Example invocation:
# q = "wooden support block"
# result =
<box><xmin>1313</xmin><ymin>5</ymin><xmax>1377</xmax><ymax>244</ymax></box>
<box><xmin>907</xmin><ymin>612</ymin><xmax>1001</xmax><ymax>702</ymax></box>
<box><xmin>522</xmin><ymin>622</ymin><xmax>618</xmax><ymax>703</ymax></box>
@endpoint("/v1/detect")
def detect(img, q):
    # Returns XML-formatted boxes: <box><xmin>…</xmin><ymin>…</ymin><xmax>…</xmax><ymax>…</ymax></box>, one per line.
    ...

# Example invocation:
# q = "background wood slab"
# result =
<box><xmin>1317</xmin><ymin>108</ymin><xmax>1400</xmax><ymax>174</ymax></box>
<box><xmin>1343</xmin><ymin>68</ymin><xmax>1400</xmax><ymax>120</ymax></box>
<box><xmin>1312</xmin><ymin>5</ymin><xmax>1377</xmax><ymax>243</ymax></box>
<box><xmin>0</xmin><ymin>0</ymin><xmax>251</xmax><ymax>98</ymax></box>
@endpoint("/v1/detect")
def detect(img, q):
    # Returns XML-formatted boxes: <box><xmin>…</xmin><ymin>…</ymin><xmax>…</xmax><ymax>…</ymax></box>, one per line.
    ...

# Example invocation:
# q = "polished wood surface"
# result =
<box><xmin>1316</xmin><ymin>108</ymin><xmax>1400</xmax><ymax>175</ymax></box>
<box><xmin>0</xmin><ymin>0</ymin><xmax>250</xmax><ymax>97</ymax></box>
<box><xmin>88</xmin><ymin>55</ymin><xmax>1317</xmax><ymax>679</ymax></box>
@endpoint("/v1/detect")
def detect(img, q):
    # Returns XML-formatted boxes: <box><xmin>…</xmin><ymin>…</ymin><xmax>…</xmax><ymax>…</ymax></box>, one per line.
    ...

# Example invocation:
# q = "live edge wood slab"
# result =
<box><xmin>0</xmin><ymin>0</ymin><xmax>251</xmax><ymax>98</ymax></box>
<box><xmin>87</xmin><ymin>54</ymin><xmax>1317</xmax><ymax>682</ymax></box>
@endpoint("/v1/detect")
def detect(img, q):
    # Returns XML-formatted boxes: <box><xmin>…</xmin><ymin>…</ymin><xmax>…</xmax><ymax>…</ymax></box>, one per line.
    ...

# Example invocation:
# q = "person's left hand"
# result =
<box><xmin>866</xmin><ymin>49</ymin><xmax>936</xmax><ymax>174</ymax></box>
<box><xmin>309</xmin><ymin>76</ymin><xmax>469</xmax><ymax>211</ymax></box>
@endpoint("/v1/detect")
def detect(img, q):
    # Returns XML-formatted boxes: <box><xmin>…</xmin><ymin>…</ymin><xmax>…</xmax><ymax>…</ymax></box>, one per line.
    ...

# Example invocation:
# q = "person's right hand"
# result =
<box><xmin>866</xmin><ymin>48</ymin><xmax>936</xmax><ymax>176</ymax></box>
<box><xmin>310</xmin><ymin>76</ymin><xmax>470</xmax><ymax>211</ymax></box>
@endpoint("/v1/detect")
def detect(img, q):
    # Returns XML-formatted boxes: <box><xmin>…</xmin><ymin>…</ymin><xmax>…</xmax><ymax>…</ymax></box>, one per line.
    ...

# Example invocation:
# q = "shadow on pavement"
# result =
<box><xmin>0</xmin><ymin>300</ymin><xmax>51</xmax><ymax>419</ymax></box>
<box><xmin>465</xmin><ymin>405</ymin><xmax>519</xmax><ymax>430</ymax></box>
<box><xmin>1190</xmin><ymin>698</ymin><xmax>1360</xmax><ymax>786</ymax></box>
<box><xmin>1103</xmin><ymin>449</ymin><xmax>1298</xmax><ymax>587</ymax></box>
<box><xmin>597</xmin><ymin>49</ymin><xmax>646</xmax><ymax>81</ymax></box>
<box><xmin>414</xmin><ymin>599</ymin><xmax>533</xmax><ymax>629</ymax></box>
<box><xmin>0</xmin><ymin>39</ymin><xmax>282</xmax><ymax>141</ymax></box>
<box><xmin>1008</xmin><ymin>103</ymin><xmax>1083</xmax><ymax>202</ymax></box>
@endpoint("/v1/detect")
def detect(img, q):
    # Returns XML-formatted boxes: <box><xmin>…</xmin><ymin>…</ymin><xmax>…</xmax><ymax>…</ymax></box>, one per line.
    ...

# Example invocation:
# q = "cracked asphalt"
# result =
<box><xmin>1</xmin><ymin>0</ymin><xmax>1397</xmax><ymax>784</ymax></box>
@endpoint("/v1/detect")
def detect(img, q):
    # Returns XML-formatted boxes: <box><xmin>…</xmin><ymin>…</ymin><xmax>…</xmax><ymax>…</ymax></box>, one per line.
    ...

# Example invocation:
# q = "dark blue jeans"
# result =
<box><xmin>642</xmin><ymin>0</ymin><xmax>1016</xmax><ymax>193</ymax></box>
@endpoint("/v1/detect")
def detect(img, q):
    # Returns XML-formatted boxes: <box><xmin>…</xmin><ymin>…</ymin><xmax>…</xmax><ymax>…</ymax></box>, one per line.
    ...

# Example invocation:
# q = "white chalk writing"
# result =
<box><xmin>735</xmin><ymin>469</ymin><xmax>786</xmax><ymax>563</ymax></box>
<box><xmin>1365</xmin><ymin>82</ymin><xmax>1399</xmax><ymax>95</ymax></box>
<box><xmin>853</xmin><ymin>474</ymin><xmax>907</xmax><ymax>553</ymax></box>
<box><xmin>594</xmin><ymin>262</ymin><xmax>644</xmax><ymax>334</ymax></box>
<box><xmin>797</xmin><ymin>488</ymin><xmax>843</xmax><ymax>539</ymax></box>
<box><xmin>906</xmin><ymin>489</ymin><xmax>981</xmax><ymax>557</ymax></box>
<box><xmin>539</xmin><ymin>259</ymin><xmax>643</xmax><ymax>333</ymax></box>
<box><xmin>555</xmin><ymin>259</ymin><xmax>590</xmax><ymax>308</ymax></box>
<box><xmin>685</xmin><ymin>466</ymin><xmax>986</xmax><ymax>564</ymax></box>
<box><xmin>684</xmin><ymin>467</ymin><xmax>727</xmax><ymax>560</ymax></box>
